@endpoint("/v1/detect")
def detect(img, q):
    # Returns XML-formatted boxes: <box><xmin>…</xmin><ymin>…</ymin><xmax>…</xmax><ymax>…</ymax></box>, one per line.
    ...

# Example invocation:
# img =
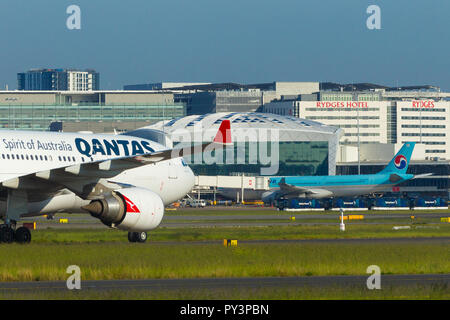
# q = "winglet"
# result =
<box><xmin>213</xmin><ymin>120</ymin><xmax>232</xmax><ymax>144</ymax></box>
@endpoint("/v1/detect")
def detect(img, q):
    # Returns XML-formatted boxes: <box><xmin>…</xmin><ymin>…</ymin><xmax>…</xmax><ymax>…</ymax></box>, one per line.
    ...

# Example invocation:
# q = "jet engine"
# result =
<box><xmin>82</xmin><ymin>187</ymin><xmax>164</xmax><ymax>231</ymax></box>
<box><xmin>302</xmin><ymin>189</ymin><xmax>333</xmax><ymax>199</ymax></box>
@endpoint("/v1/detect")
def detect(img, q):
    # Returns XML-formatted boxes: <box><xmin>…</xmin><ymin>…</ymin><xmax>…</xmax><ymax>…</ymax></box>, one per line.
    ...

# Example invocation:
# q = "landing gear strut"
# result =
<box><xmin>128</xmin><ymin>231</ymin><xmax>147</xmax><ymax>243</ymax></box>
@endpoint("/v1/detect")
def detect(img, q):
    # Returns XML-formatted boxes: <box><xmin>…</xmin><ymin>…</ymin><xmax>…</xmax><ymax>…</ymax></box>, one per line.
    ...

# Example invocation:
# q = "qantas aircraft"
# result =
<box><xmin>262</xmin><ymin>142</ymin><xmax>428</xmax><ymax>202</ymax></box>
<box><xmin>0</xmin><ymin>120</ymin><xmax>231</xmax><ymax>244</ymax></box>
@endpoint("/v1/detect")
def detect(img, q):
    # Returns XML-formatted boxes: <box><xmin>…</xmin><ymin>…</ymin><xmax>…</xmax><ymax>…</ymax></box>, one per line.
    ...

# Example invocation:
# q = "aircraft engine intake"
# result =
<box><xmin>83</xmin><ymin>187</ymin><xmax>164</xmax><ymax>231</ymax></box>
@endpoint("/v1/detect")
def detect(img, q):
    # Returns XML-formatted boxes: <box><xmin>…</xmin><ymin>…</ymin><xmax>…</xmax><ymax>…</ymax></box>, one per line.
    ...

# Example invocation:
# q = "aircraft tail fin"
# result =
<box><xmin>378</xmin><ymin>142</ymin><xmax>415</xmax><ymax>175</ymax></box>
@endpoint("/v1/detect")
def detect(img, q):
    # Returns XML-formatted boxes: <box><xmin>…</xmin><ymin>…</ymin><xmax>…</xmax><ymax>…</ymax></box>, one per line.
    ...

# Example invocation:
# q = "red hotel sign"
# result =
<box><xmin>411</xmin><ymin>100</ymin><xmax>434</xmax><ymax>108</ymax></box>
<box><xmin>316</xmin><ymin>101</ymin><xmax>369</xmax><ymax>108</ymax></box>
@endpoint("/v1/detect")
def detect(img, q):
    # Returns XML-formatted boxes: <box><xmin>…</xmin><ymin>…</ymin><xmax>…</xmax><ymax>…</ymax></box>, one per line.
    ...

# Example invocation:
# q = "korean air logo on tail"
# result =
<box><xmin>394</xmin><ymin>155</ymin><xmax>407</xmax><ymax>169</ymax></box>
<box><xmin>122</xmin><ymin>195</ymin><xmax>140</xmax><ymax>213</ymax></box>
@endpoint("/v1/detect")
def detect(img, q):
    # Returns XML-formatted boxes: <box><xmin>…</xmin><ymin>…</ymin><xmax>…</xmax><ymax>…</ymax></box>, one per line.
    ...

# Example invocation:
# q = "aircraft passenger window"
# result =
<box><xmin>11</xmin><ymin>155</ymin><xmax>15</xmax><ymax>159</ymax></box>
<box><xmin>7</xmin><ymin>154</ymin><xmax>10</xmax><ymax>159</ymax></box>
<box><xmin>1</xmin><ymin>155</ymin><xmax>4</xmax><ymax>159</ymax></box>
<box><xmin>30</xmin><ymin>155</ymin><xmax>33</xmax><ymax>160</ymax></box>
<box><xmin>49</xmin><ymin>156</ymin><xmax>52</xmax><ymax>161</ymax></box>
<box><xmin>26</xmin><ymin>155</ymin><xmax>29</xmax><ymax>160</ymax></box>
<box><xmin>35</xmin><ymin>155</ymin><xmax>39</xmax><ymax>160</ymax></box>
<box><xmin>63</xmin><ymin>156</ymin><xmax>66</xmax><ymax>161</ymax></box>
<box><xmin>44</xmin><ymin>156</ymin><xmax>48</xmax><ymax>161</ymax></box>
<box><xmin>72</xmin><ymin>156</ymin><xmax>76</xmax><ymax>162</ymax></box>
<box><xmin>21</xmin><ymin>155</ymin><xmax>24</xmax><ymax>160</ymax></box>
<box><xmin>40</xmin><ymin>155</ymin><xmax>43</xmax><ymax>161</ymax></box>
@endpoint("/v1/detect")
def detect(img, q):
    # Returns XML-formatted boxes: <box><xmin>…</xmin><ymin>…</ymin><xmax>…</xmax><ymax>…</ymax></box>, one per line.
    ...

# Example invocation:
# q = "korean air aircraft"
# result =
<box><xmin>0</xmin><ymin>120</ymin><xmax>231</xmax><ymax>244</ymax></box>
<box><xmin>262</xmin><ymin>142</ymin><xmax>426</xmax><ymax>202</ymax></box>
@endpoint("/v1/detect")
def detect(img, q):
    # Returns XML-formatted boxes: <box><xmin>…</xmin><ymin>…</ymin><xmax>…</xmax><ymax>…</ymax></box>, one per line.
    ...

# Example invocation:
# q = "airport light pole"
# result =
<box><xmin>340</xmin><ymin>207</ymin><xmax>345</xmax><ymax>231</ymax></box>
<box><xmin>357</xmin><ymin>103</ymin><xmax>360</xmax><ymax>175</ymax></box>
<box><xmin>418</xmin><ymin>94</ymin><xmax>422</xmax><ymax>144</ymax></box>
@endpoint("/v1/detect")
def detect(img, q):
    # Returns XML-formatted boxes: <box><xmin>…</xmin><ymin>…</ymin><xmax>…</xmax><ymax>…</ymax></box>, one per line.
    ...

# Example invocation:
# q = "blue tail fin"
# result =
<box><xmin>378</xmin><ymin>142</ymin><xmax>415</xmax><ymax>175</ymax></box>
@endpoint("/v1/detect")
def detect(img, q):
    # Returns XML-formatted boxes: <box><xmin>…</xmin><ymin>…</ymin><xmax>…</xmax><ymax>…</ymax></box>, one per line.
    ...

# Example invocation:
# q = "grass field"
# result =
<box><xmin>24</xmin><ymin>223</ymin><xmax>450</xmax><ymax>243</ymax></box>
<box><xmin>2</xmin><ymin>208</ymin><xmax>449</xmax><ymax>300</ymax></box>
<box><xmin>166</xmin><ymin>208</ymin><xmax>450</xmax><ymax>216</ymax></box>
<box><xmin>0</xmin><ymin>241</ymin><xmax>448</xmax><ymax>282</ymax></box>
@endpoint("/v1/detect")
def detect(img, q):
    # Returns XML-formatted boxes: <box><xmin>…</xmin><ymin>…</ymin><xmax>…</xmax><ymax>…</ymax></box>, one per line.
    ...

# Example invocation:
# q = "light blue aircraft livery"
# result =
<box><xmin>262</xmin><ymin>142</ymin><xmax>429</xmax><ymax>202</ymax></box>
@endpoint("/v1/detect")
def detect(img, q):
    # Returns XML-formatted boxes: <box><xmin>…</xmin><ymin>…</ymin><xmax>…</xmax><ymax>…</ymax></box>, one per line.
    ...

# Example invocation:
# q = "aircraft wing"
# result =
<box><xmin>278</xmin><ymin>179</ymin><xmax>311</xmax><ymax>195</ymax></box>
<box><xmin>412</xmin><ymin>173</ymin><xmax>433</xmax><ymax>179</ymax></box>
<box><xmin>276</xmin><ymin>177</ymin><xmax>333</xmax><ymax>199</ymax></box>
<box><xmin>112</xmin><ymin>118</ymin><xmax>232</xmax><ymax>166</ymax></box>
<box><xmin>277</xmin><ymin>178</ymin><xmax>318</xmax><ymax>197</ymax></box>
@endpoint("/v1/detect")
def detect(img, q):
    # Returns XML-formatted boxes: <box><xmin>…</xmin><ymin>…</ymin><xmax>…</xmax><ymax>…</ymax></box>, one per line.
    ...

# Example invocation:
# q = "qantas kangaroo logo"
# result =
<box><xmin>122</xmin><ymin>195</ymin><xmax>140</xmax><ymax>213</ymax></box>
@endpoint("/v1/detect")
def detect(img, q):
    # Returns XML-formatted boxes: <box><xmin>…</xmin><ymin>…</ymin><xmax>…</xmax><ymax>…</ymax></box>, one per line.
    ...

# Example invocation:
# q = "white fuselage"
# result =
<box><xmin>0</xmin><ymin>130</ymin><xmax>195</xmax><ymax>217</ymax></box>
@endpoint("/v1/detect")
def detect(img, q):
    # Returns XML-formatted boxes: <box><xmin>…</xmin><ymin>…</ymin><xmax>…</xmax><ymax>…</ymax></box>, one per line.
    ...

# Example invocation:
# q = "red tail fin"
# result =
<box><xmin>213</xmin><ymin>120</ymin><xmax>232</xmax><ymax>144</ymax></box>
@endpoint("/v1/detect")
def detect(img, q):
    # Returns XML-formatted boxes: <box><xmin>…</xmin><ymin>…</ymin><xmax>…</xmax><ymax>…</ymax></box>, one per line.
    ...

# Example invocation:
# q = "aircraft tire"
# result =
<box><xmin>136</xmin><ymin>232</ymin><xmax>147</xmax><ymax>243</ymax></box>
<box><xmin>15</xmin><ymin>227</ymin><xmax>31</xmax><ymax>244</ymax></box>
<box><xmin>0</xmin><ymin>226</ymin><xmax>15</xmax><ymax>244</ymax></box>
<box><xmin>128</xmin><ymin>231</ymin><xmax>137</xmax><ymax>243</ymax></box>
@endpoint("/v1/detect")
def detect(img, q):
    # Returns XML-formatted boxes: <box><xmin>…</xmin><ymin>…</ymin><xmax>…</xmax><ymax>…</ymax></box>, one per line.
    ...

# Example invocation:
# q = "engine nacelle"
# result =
<box><xmin>261</xmin><ymin>191</ymin><xmax>278</xmax><ymax>203</ymax></box>
<box><xmin>305</xmin><ymin>189</ymin><xmax>333</xmax><ymax>199</ymax></box>
<box><xmin>83</xmin><ymin>187</ymin><xmax>164</xmax><ymax>232</ymax></box>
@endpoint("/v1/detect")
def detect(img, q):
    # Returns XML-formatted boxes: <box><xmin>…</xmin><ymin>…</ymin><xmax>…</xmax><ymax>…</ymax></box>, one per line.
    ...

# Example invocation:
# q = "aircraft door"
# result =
<box><xmin>168</xmin><ymin>160</ymin><xmax>178</xmax><ymax>179</ymax></box>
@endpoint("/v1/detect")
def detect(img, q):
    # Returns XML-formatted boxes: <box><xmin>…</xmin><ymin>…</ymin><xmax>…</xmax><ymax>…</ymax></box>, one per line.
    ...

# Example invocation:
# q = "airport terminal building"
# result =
<box><xmin>147</xmin><ymin>112</ymin><xmax>343</xmax><ymax>177</ymax></box>
<box><xmin>0</xmin><ymin>90</ymin><xmax>185</xmax><ymax>132</ymax></box>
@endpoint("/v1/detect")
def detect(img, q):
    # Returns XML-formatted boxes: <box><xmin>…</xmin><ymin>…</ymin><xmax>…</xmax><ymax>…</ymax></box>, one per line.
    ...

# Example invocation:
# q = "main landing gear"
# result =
<box><xmin>0</xmin><ymin>224</ymin><xmax>31</xmax><ymax>244</ymax></box>
<box><xmin>127</xmin><ymin>231</ymin><xmax>147</xmax><ymax>243</ymax></box>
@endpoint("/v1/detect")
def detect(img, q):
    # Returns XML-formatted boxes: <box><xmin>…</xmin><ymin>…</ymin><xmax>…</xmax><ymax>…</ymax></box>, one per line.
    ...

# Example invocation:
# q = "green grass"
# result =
<box><xmin>23</xmin><ymin>223</ymin><xmax>450</xmax><ymax>244</ymax></box>
<box><xmin>167</xmin><ymin>208</ymin><xmax>450</xmax><ymax>216</ymax></box>
<box><xmin>0</xmin><ymin>242</ymin><xmax>448</xmax><ymax>282</ymax></box>
<box><xmin>1</xmin><ymin>283</ymin><xmax>448</xmax><ymax>300</ymax></box>
<box><xmin>1</xmin><ymin>220</ymin><xmax>448</xmax><ymax>300</ymax></box>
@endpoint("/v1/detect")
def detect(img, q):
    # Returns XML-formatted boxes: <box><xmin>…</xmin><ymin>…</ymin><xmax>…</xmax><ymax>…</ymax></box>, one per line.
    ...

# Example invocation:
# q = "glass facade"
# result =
<box><xmin>0</xmin><ymin>104</ymin><xmax>185</xmax><ymax>131</ymax></box>
<box><xmin>187</xmin><ymin>141</ymin><xmax>329</xmax><ymax>176</ymax></box>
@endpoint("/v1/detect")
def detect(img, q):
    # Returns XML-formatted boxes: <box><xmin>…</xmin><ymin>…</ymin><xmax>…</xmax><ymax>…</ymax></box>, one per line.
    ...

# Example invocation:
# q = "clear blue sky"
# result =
<box><xmin>1</xmin><ymin>0</ymin><xmax>449</xmax><ymax>90</ymax></box>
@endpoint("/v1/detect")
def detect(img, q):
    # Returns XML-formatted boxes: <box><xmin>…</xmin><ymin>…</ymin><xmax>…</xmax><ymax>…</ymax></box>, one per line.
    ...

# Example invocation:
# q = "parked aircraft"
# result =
<box><xmin>262</xmin><ymin>142</ymin><xmax>426</xmax><ymax>202</ymax></box>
